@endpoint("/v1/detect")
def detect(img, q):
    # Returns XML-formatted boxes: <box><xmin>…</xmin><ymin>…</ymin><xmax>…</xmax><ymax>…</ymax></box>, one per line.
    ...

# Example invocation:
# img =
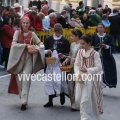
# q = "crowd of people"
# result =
<box><xmin>0</xmin><ymin>0</ymin><xmax>118</xmax><ymax>120</ymax></box>
<box><xmin>0</xmin><ymin>1</ymin><xmax>120</xmax><ymax>69</ymax></box>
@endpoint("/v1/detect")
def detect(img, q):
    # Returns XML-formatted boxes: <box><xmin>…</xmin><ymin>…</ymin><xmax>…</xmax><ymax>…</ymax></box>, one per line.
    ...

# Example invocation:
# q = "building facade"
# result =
<box><xmin>50</xmin><ymin>0</ymin><xmax>120</xmax><ymax>11</ymax></box>
<box><xmin>1</xmin><ymin>0</ymin><xmax>29</xmax><ymax>8</ymax></box>
<box><xmin>2</xmin><ymin>0</ymin><xmax>120</xmax><ymax>11</ymax></box>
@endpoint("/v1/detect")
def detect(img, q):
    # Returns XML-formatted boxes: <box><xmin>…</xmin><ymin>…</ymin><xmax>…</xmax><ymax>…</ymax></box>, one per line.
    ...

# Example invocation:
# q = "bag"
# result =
<box><xmin>27</xmin><ymin>37</ymin><xmax>39</xmax><ymax>54</ymax></box>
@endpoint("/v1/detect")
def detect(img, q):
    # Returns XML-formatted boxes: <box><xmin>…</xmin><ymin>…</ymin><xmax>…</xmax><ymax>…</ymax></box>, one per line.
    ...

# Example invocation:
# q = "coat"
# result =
<box><xmin>0</xmin><ymin>24</ymin><xmax>14</xmax><ymax>48</ymax></box>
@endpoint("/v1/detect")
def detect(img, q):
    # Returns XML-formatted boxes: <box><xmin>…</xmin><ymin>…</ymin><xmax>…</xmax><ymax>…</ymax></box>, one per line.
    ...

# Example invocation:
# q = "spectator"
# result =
<box><xmin>63</xmin><ymin>4</ymin><xmax>71</xmax><ymax>23</ymax></box>
<box><xmin>41</xmin><ymin>0</ymin><xmax>48</xmax><ymax>7</ymax></box>
<box><xmin>71</xmin><ymin>16</ymin><xmax>83</xmax><ymax>28</ymax></box>
<box><xmin>70</xmin><ymin>9</ymin><xmax>78</xmax><ymax>19</ymax></box>
<box><xmin>12</xmin><ymin>18</ymin><xmax>20</xmax><ymax>32</ymax></box>
<box><xmin>13</xmin><ymin>3</ymin><xmax>21</xmax><ymax>18</ymax></box>
<box><xmin>28</xmin><ymin>1</ymin><xmax>33</xmax><ymax>8</ymax></box>
<box><xmin>42</xmin><ymin>12</ymin><xmax>56</xmax><ymax>31</ymax></box>
<box><xmin>23</xmin><ymin>11</ymin><xmax>37</xmax><ymax>30</ymax></box>
<box><xmin>21</xmin><ymin>8</ymin><xmax>32</xmax><ymax>18</ymax></box>
<box><xmin>32</xmin><ymin>6</ymin><xmax>38</xmax><ymax>13</ymax></box>
<box><xmin>76</xmin><ymin>1</ymin><xmax>84</xmax><ymax>11</ymax></box>
<box><xmin>41</xmin><ymin>5</ymin><xmax>49</xmax><ymax>16</ymax></box>
<box><xmin>9</xmin><ymin>7</ymin><xmax>17</xmax><ymax>20</ymax></box>
<box><xmin>34</xmin><ymin>12</ymin><xmax>45</xmax><ymax>31</ymax></box>
<box><xmin>50</xmin><ymin>12</ymin><xmax>57</xmax><ymax>28</ymax></box>
<box><xmin>68</xmin><ymin>3</ymin><xmax>72</xmax><ymax>10</ymax></box>
<box><xmin>96</xmin><ymin>8</ymin><xmax>103</xmax><ymax>18</ymax></box>
<box><xmin>2</xmin><ymin>6</ymin><xmax>10</xmax><ymax>20</ymax></box>
<box><xmin>57</xmin><ymin>10</ymin><xmax>73</xmax><ymax>28</ymax></box>
<box><xmin>103</xmin><ymin>5</ymin><xmax>111</xmax><ymax>15</ymax></box>
<box><xmin>23</xmin><ymin>8</ymin><xmax>31</xmax><ymax>15</ymax></box>
<box><xmin>1</xmin><ymin>6</ymin><xmax>10</xmax><ymax>21</ymax></box>
<box><xmin>102</xmin><ymin>14</ymin><xmax>110</xmax><ymax>27</ymax></box>
<box><xmin>81</xmin><ymin>13</ymin><xmax>91</xmax><ymax>29</ymax></box>
<box><xmin>109</xmin><ymin>8</ymin><xmax>120</xmax><ymax>53</ymax></box>
<box><xmin>48</xmin><ymin>9</ymin><xmax>55</xmax><ymax>15</ymax></box>
<box><xmin>98</xmin><ymin>4</ymin><xmax>102</xmax><ymax>9</ymax></box>
<box><xmin>84</xmin><ymin>6</ymin><xmax>90</xmax><ymax>14</ymax></box>
<box><xmin>37</xmin><ymin>0</ymin><xmax>42</xmax><ymax>12</ymax></box>
<box><xmin>32</xmin><ymin>0</ymin><xmax>38</xmax><ymax>6</ymax></box>
<box><xmin>0</xmin><ymin>15</ymin><xmax>14</xmax><ymax>68</ymax></box>
<box><xmin>88</xmin><ymin>9</ymin><xmax>101</xmax><ymax>26</ymax></box>
<box><xmin>76</xmin><ymin>1</ymin><xmax>84</xmax><ymax>17</ymax></box>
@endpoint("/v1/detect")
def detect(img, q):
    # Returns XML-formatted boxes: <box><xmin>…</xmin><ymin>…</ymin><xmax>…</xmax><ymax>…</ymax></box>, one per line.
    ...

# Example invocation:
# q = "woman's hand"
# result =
<box><xmin>47</xmin><ymin>49</ymin><xmax>52</xmax><ymax>54</ymax></box>
<box><xmin>101</xmin><ymin>43</ymin><xmax>106</xmax><ymax>48</ymax></box>
<box><xmin>80</xmin><ymin>67</ymin><xmax>87</xmax><ymax>73</ymax></box>
<box><xmin>27</xmin><ymin>45</ymin><xmax>39</xmax><ymax>54</ymax></box>
<box><xmin>62</xmin><ymin>60</ymin><xmax>68</xmax><ymax>66</ymax></box>
<box><xmin>58</xmin><ymin>53</ymin><xmax>63</xmax><ymax>58</ymax></box>
<box><xmin>71</xmin><ymin>57</ymin><xmax>75</xmax><ymax>64</ymax></box>
<box><xmin>28</xmin><ymin>49</ymin><xmax>38</xmax><ymax>54</ymax></box>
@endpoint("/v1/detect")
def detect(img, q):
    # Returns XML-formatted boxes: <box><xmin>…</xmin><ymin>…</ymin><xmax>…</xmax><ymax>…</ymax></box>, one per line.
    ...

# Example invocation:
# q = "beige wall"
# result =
<box><xmin>51</xmin><ymin>0</ymin><xmax>120</xmax><ymax>12</ymax></box>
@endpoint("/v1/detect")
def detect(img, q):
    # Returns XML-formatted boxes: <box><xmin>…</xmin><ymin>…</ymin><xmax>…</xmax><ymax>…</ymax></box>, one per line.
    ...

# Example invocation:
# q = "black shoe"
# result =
<box><xmin>109</xmin><ymin>85</ymin><xmax>116</xmax><ymax>88</ymax></box>
<box><xmin>44</xmin><ymin>102</ymin><xmax>53</xmax><ymax>107</ymax></box>
<box><xmin>21</xmin><ymin>105</ymin><xmax>27</xmax><ymax>111</ymax></box>
<box><xmin>71</xmin><ymin>108</ymin><xmax>79</xmax><ymax>112</ymax></box>
<box><xmin>60</xmin><ymin>94</ymin><xmax>65</xmax><ymax>105</ymax></box>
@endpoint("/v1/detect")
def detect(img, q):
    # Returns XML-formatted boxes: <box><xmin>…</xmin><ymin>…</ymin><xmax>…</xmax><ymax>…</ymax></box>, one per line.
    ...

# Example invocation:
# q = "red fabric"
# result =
<box><xmin>23</xmin><ymin>13</ymin><xmax>34</xmax><ymax>28</ymax></box>
<box><xmin>4</xmin><ymin>11</ymin><xmax>10</xmax><ymax>15</ymax></box>
<box><xmin>18</xmin><ymin>30</ymin><xmax>32</xmax><ymax>44</ymax></box>
<box><xmin>42</xmin><ymin>4</ymin><xmax>48</xmax><ymax>7</ymax></box>
<box><xmin>34</xmin><ymin>16</ymin><xmax>43</xmax><ymax>31</ymax></box>
<box><xmin>0</xmin><ymin>25</ymin><xmax>14</xmax><ymax>48</ymax></box>
<box><xmin>8</xmin><ymin>74</ymin><xmax>19</xmax><ymax>94</ymax></box>
<box><xmin>40</xmin><ymin>10</ymin><xmax>48</xmax><ymax>16</ymax></box>
<box><xmin>50</xmin><ymin>19</ymin><xmax>57</xmax><ymax>28</ymax></box>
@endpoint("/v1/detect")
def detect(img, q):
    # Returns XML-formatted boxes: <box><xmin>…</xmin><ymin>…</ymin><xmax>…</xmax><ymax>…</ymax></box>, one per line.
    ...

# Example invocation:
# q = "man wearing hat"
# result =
<box><xmin>14</xmin><ymin>3</ymin><xmax>21</xmax><ymax>18</ymax></box>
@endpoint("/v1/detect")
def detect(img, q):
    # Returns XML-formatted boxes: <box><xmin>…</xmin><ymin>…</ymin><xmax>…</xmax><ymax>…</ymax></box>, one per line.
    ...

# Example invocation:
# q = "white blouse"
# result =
<box><xmin>70</xmin><ymin>42</ymin><xmax>81</xmax><ymax>57</ymax></box>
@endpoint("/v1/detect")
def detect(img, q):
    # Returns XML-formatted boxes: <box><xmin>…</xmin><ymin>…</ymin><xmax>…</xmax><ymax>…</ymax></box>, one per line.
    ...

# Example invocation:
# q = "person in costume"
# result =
<box><xmin>92</xmin><ymin>23</ymin><xmax>117</xmax><ymax>88</ymax></box>
<box><xmin>62</xmin><ymin>29</ymin><xmax>82</xmax><ymax>111</ymax></box>
<box><xmin>44</xmin><ymin>23</ymin><xmax>70</xmax><ymax>107</ymax></box>
<box><xmin>74</xmin><ymin>35</ymin><xmax>103</xmax><ymax>120</ymax></box>
<box><xmin>7</xmin><ymin>17</ymin><xmax>46</xmax><ymax>111</ymax></box>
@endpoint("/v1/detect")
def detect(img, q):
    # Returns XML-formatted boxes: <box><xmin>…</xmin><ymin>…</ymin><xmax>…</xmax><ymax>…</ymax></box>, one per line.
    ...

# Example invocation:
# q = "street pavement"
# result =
<box><xmin>0</xmin><ymin>54</ymin><xmax>120</xmax><ymax>120</ymax></box>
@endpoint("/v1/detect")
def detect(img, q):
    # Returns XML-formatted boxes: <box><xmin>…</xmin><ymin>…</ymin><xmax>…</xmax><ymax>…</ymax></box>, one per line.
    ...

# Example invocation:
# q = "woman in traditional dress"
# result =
<box><xmin>74</xmin><ymin>35</ymin><xmax>103</xmax><ymax>120</ymax></box>
<box><xmin>7</xmin><ymin>17</ymin><xmax>46</xmax><ymax>111</ymax></box>
<box><xmin>44</xmin><ymin>23</ymin><xmax>70</xmax><ymax>107</ymax></box>
<box><xmin>62</xmin><ymin>29</ymin><xmax>82</xmax><ymax>111</ymax></box>
<box><xmin>92</xmin><ymin>23</ymin><xmax>117</xmax><ymax>88</ymax></box>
